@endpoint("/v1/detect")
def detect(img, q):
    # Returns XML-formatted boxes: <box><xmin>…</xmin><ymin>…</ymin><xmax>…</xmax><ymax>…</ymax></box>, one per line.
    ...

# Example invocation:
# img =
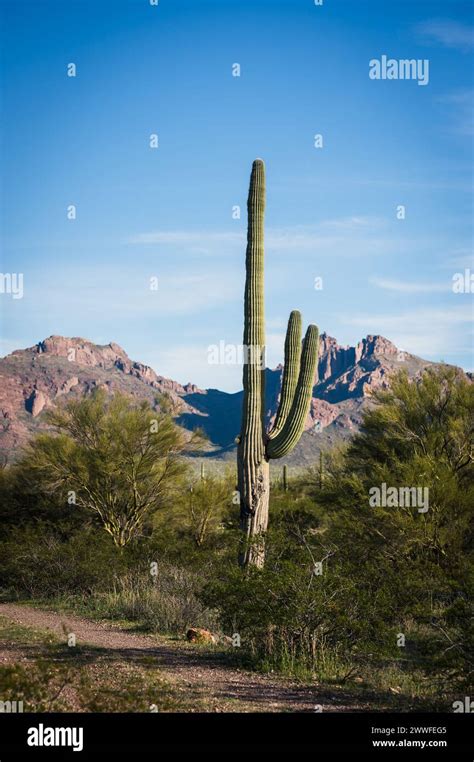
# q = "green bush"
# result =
<box><xmin>0</xmin><ymin>366</ymin><xmax>471</xmax><ymax>697</ymax></box>
<box><xmin>88</xmin><ymin>564</ymin><xmax>219</xmax><ymax>635</ymax></box>
<box><xmin>0</xmin><ymin>523</ymin><xmax>126</xmax><ymax>599</ymax></box>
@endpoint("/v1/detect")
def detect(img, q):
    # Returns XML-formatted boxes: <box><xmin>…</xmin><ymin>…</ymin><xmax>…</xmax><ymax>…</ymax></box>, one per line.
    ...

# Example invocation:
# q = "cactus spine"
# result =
<box><xmin>237</xmin><ymin>159</ymin><xmax>319</xmax><ymax>567</ymax></box>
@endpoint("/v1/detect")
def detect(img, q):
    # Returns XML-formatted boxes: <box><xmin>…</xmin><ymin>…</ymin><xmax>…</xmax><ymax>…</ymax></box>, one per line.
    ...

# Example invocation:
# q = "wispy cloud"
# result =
<box><xmin>146</xmin><ymin>273</ymin><xmax>241</xmax><ymax>315</ymax></box>
<box><xmin>128</xmin><ymin>219</ymin><xmax>395</xmax><ymax>259</ymax></box>
<box><xmin>369</xmin><ymin>276</ymin><xmax>449</xmax><ymax>294</ymax></box>
<box><xmin>441</xmin><ymin>249</ymin><xmax>474</xmax><ymax>270</ymax></box>
<box><xmin>1</xmin><ymin>266</ymin><xmax>242</xmax><ymax>320</ymax></box>
<box><xmin>318</xmin><ymin>216</ymin><xmax>382</xmax><ymax>230</ymax></box>
<box><xmin>346</xmin><ymin>176</ymin><xmax>473</xmax><ymax>193</ymax></box>
<box><xmin>129</xmin><ymin>230</ymin><xmax>244</xmax><ymax>246</ymax></box>
<box><xmin>437</xmin><ymin>89</ymin><xmax>474</xmax><ymax>136</ymax></box>
<box><xmin>416</xmin><ymin>19</ymin><xmax>474</xmax><ymax>51</ymax></box>
<box><xmin>344</xmin><ymin>305</ymin><xmax>474</xmax><ymax>363</ymax></box>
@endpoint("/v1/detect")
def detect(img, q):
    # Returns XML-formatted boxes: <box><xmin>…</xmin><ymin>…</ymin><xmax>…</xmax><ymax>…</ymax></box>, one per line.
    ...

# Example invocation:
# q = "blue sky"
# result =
<box><xmin>1</xmin><ymin>0</ymin><xmax>473</xmax><ymax>391</ymax></box>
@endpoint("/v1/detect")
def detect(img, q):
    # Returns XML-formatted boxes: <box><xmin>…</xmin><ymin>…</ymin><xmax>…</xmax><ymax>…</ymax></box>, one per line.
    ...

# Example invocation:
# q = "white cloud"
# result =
<box><xmin>369</xmin><ymin>277</ymin><xmax>449</xmax><ymax>293</ymax></box>
<box><xmin>145</xmin><ymin>273</ymin><xmax>240</xmax><ymax>315</ymax></box>
<box><xmin>416</xmin><ymin>19</ymin><xmax>474</xmax><ymax>51</ymax></box>
<box><xmin>344</xmin><ymin>305</ymin><xmax>474</xmax><ymax>361</ymax></box>
<box><xmin>318</xmin><ymin>216</ymin><xmax>382</xmax><ymax>230</ymax></box>
<box><xmin>129</xmin><ymin>218</ymin><xmax>389</xmax><ymax>258</ymax></box>
<box><xmin>441</xmin><ymin>249</ymin><xmax>474</xmax><ymax>269</ymax></box>
<box><xmin>129</xmin><ymin>230</ymin><xmax>244</xmax><ymax>246</ymax></box>
<box><xmin>437</xmin><ymin>89</ymin><xmax>474</xmax><ymax>136</ymax></box>
<box><xmin>345</xmin><ymin>176</ymin><xmax>473</xmax><ymax>192</ymax></box>
<box><xmin>265</xmin><ymin>225</ymin><xmax>385</xmax><ymax>253</ymax></box>
<box><xmin>1</xmin><ymin>266</ymin><xmax>242</xmax><ymax>320</ymax></box>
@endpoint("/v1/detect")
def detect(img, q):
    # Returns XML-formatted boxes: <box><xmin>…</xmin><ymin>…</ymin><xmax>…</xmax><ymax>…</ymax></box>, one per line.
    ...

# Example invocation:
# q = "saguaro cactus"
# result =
<box><xmin>237</xmin><ymin>159</ymin><xmax>319</xmax><ymax>567</ymax></box>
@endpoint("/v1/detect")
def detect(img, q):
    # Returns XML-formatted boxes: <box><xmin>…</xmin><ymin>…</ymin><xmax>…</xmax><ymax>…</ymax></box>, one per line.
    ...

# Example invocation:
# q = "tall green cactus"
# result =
<box><xmin>237</xmin><ymin>159</ymin><xmax>319</xmax><ymax>567</ymax></box>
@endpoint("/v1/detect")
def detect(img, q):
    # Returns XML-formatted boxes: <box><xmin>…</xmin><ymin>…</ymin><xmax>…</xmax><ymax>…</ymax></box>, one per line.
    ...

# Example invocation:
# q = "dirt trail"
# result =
<box><xmin>0</xmin><ymin>603</ymin><xmax>362</xmax><ymax>712</ymax></box>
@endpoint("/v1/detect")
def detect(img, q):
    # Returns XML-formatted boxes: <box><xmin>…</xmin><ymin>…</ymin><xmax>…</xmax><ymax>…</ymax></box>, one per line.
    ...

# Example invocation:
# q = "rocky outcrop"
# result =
<box><xmin>25</xmin><ymin>389</ymin><xmax>48</xmax><ymax>417</ymax></box>
<box><xmin>315</xmin><ymin>333</ymin><xmax>407</xmax><ymax>403</ymax></box>
<box><xmin>307</xmin><ymin>398</ymin><xmax>340</xmax><ymax>430</ymax></box>
<box><xmin>1</xmin><ymin>336</ymin><xmax>207</xmax><ymax>459</ymax></box>
<box><xmin>356</xmin><ymin>334</ymin><xmax>399</xmax><ymax>362</ymax></box>
<box><xmin>318</xmin><ymin>333</ymin><xmax>357</xmax><ymax>382</ymax></box>
<box><xmin>26</xmin><ymin>335</ymin><xmax>204</xmax><ymax>396</ymax></box>
<box><xmin>318</xmin><ymin>333</ymin><xmax>399</xmax><ymax>385</ymax></box>
<box><xmin>34</xmin><ymin>336</ymin><xmax>127</xmax><ymax>368</ymax></box>
<box><xmin>56</xmin><ymin>377</ymin><xmax>79</xmax><ymax>397</ymax></box>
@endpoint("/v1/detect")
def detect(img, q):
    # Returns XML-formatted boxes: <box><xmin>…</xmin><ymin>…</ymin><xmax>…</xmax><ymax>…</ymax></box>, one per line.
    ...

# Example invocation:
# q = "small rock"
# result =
<box><xmin>186</xmin><ymin>627</ymin><xmax>217</xmax><ymax>645</ymax></box>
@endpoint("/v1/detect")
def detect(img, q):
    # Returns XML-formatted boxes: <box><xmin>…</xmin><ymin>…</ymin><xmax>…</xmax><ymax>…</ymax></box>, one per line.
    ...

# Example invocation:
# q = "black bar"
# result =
<box><xmin>0</xmin><ymin>712</ymin><xmax>472</xmax><ymax>758</ymax></box>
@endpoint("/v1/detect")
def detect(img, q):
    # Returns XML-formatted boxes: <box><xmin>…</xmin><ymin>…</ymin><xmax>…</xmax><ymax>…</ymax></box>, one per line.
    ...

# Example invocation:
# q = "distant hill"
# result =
<box><xmin>0</xmin><ymin>333</ymin><xmax>446</xmax><ymax>466</ymax></box>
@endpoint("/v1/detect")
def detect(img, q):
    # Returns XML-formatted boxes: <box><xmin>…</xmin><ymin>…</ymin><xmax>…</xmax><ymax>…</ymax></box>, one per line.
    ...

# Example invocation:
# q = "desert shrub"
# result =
<box><xmin>151</xmin><ymin>468</ymin><xmax>238</xmax><ymax>563</ymax></box>
<box><xmin>202</xmin><ymin>505</ymin><xmax>401</xmax><ymax>680</ymax></box>
<box><xmin>1</xmin><ymin>366</ymin><xmax>470</xmax><ymax>696</ymax></box>
<box><xmin>91</xmin><ymin>564</ymin><xmax>219</xmax><ymax>634</ymax></box>
<box><xmin>18</xmin><ymin>391</ymin><xmax>192</xmax><ymax>547</ymax></box>
<box><xmin>0</xmin><ymin>657</ymin><xmax>181</xmax><ymax>713</ymax></box>
<box><xmin>0</xmin><ymin>522</ymin><xmax>127</xmax><ymax>599</ymax></box>
<box><xmin>0</xmin><ymin>661</ymin><xmax>75</xmax><ymax>712</ymax></box>
<box><xmin>203</xmin><ymin>368</ymin><xmax>473</xmax><ymax>689</ymax></box>
<box><xmin>0</xmin><ymin>519</ymin><xmax>220</xmax><ymax>634</ymax></box>
<box><xmin>172</xmin><ymin>471</ymin><xmax>234</xmax><ymax>548</ymax></box>
<box><xmin>0</xmin><ymin>462</ymin><xmax>88</xmax><ymax>537</ymax></box>
<box><xmin>314</xmin><ymin>368</ymin><xmax>473</xmax><ymax>688</ymax></box>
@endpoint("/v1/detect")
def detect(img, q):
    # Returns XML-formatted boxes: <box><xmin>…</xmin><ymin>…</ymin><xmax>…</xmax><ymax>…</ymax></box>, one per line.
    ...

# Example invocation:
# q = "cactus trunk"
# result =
<box><xmin>237</xmin><ymin>159</ymin><xmax>269</xmax><ymax>568</ymax></box>
<box><xmin>237</xmin><ymin>159</ymin><xmax>319</xmax><ymax>568</ymax></box>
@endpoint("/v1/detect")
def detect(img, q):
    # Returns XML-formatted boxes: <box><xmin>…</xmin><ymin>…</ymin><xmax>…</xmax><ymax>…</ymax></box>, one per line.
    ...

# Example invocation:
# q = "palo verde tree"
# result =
<box><xmin>317</xmin><ymin>366</ymin><xmax>474</xmax><ymax>686</ymax></box>
<box><xmin>22</xmin><ymin>390</ymin><xmax>189</xmax><ymax>547</ymax></box>
<box><xmin>237</xmin><ymin>159</ymin><xmax>319</xmax><ymax>567</ymax></box>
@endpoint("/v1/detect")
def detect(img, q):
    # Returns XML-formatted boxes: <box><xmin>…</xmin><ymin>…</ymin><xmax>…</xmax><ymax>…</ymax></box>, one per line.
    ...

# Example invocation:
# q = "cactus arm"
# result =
<box><xmin>268</xmin><ymin>310</ymin><xmax>302</xmax><ymax>440</ymax></box>
<box><xmin>266</xmin><ymin>325</ymin><xmax>319</xmax><ymax>460</ymax></box>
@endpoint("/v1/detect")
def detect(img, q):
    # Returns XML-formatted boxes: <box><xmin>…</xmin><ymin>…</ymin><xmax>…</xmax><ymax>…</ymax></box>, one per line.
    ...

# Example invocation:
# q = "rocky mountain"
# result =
<box><xmin>0</xmin><ymin>333</ymin><xmax>440</xmax><ymax>466</ymax></box>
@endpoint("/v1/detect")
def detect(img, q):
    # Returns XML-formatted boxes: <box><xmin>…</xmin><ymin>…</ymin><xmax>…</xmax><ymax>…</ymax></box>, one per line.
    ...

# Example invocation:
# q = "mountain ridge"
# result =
<box><xmin>0</xmin><ymin>333</ymin><xmax>445</xmax><ymax>465</ymax></box>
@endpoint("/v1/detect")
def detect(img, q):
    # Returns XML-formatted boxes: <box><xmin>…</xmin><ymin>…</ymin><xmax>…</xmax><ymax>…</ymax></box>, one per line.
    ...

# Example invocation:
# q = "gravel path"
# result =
<box><xmin>0</xmin><ymin>603</ymin><xmax>363</xmax><ymax>712</ymax></box>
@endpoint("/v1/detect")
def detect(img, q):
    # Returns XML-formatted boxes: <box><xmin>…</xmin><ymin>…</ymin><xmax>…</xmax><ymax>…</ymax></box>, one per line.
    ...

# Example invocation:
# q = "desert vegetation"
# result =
<box><xmin>0</xmin><ymin>365</ymin><xmax>472</xmax><ymax>710</ymax></box>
